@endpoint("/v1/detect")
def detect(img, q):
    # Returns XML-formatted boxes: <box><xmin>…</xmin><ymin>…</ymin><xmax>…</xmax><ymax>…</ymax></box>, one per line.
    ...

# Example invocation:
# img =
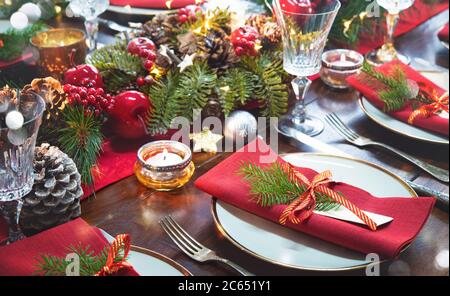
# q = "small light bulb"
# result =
<box><xmin>10</xmin><ymin>11</ymin><xmax>29</xmax><ymax>30</ymax></box>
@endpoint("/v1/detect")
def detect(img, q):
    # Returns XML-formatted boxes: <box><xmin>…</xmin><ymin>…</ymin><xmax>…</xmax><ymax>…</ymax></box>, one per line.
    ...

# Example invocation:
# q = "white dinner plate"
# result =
<box><xmin>359</xmin><ymin>71</ymin><xmax>449</xmax><ymax>145</ymax></box>
<box><xmin>101</xmin><ymin>230</ymin><xmax>191</xmax><ymax>276</ymax></box>
<box><xmin>211</xmin><ymin>153</ymin><xmax>417</xmax><ymax>271</ymax></box>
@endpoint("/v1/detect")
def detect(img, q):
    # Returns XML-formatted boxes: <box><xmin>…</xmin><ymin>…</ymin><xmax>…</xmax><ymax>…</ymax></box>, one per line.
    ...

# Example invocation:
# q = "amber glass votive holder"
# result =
<box><xmin>320</xmin><ymin>49</ymin><xmax>364</xmax><ymax>90</ymax></box>
<box><xmin>30</xmin><ymin>28</ymin><xmax>87</xmax><ymax>78</ymax></box>
<box><xmin>134</xmin><ymin>141</ymin><xmax>195</xmax><ymax>191</ymax></box>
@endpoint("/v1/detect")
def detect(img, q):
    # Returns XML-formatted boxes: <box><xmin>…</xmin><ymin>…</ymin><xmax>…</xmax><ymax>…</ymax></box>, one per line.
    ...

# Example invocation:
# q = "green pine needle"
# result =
<box><xmin>217</xmin><ymin>68</ymin><xmax>255</xmax><ymax>116</ymax></box>
<box><xmin>0</xmin><ymin>22</ymin><xmax>46</xmax><ymax>61</ymax></box>
<box><xmin>239</xmin><ymin>162</ymin><xmax>340</xmax><ymax>212</ymax></box>
<box><xmin>59</xmin><ymin>106</ymin><xmax>103</xmax><ymax>185</ymax></box>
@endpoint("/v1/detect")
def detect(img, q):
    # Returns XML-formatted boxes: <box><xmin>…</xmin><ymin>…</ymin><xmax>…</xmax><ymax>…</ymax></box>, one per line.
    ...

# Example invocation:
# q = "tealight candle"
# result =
<box><xmin>134</xmin><ymin>141</ymin><xmax>195</xmax><ymax>191</ymax></box>
<box><xmin>320</xmin><ymin>49</ymin><xmax>364</xmax><ymax>90</ymax></box>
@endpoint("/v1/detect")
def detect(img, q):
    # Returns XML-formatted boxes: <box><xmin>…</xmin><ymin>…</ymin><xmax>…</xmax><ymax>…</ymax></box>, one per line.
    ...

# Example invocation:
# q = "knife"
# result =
<box><xmin>98</xmin><ymin>18</ymin><xmax>133</xmax><ymax>32</ymax></box>
<box><xmin>276</xmin><ymin>125</ymin><xmax>449</xmax><ymax>211</ymax></box>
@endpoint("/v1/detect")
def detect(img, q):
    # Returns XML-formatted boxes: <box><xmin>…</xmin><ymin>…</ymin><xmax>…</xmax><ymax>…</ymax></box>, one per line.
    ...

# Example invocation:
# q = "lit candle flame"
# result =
<box><xmin>166</xmin><ymin>0</ymin><xmax>173</xmax><ymax>9</ymax></box>
<box><xmin>340</xmin><ymin>54</ymin><xmax>346</xmax><ymax>63</ymax></box>
<box><xmin>162</xmin><ymin>148</ymin><xmax>169</xmax><ymax>161</ymax></box>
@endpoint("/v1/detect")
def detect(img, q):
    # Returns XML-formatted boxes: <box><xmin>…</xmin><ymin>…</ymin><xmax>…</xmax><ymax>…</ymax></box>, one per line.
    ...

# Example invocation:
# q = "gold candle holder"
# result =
<box><xmin>320</xmin><ymin>49</ymin><xmax>364</xmax><ymax>90</ymax></box>
<box><xmin>134</xmin><ymin>141</ymin><xmax>195</xmax><ymax>191</ymax></box>
<box><xmin>30</xmin><ymin>28</ymin><xmax>87</xmax><ymax>78</ymax></box>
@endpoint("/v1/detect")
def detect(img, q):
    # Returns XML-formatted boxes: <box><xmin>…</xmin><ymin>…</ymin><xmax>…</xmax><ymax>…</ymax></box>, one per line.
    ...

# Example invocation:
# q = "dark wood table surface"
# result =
<box><xmin>70</xmin><ymin>9</ymin><xmax>450</xmax><ymax>276</ymax></box>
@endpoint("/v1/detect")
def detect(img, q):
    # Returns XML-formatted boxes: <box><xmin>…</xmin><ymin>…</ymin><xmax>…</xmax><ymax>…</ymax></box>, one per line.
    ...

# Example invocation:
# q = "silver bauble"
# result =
<box><xmin>223</xmin><ymin>110</ymin><xmax>257</xmax><ymax>143</ymax></box>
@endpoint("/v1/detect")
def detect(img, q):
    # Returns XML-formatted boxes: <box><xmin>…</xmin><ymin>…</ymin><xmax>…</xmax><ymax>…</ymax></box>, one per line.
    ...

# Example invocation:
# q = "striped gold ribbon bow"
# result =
<box><xmin>408</xmin><ymin>90</ymin><xmax>449</xmax><ymax>124</ymax></box>
<box><xmin>96</xmin><ymin>234</ymin><xmax>133</xmax><ymax>276</ymax></box>
<box><xmin>279</xmin><ymin>164</ymin><xmax>377</xmax><ymax>231</ymax></box>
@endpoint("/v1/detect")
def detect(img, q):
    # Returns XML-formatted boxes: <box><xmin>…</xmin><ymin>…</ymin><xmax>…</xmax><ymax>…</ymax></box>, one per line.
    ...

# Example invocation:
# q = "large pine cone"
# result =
<box><xmin>20</xmin><ymin>144</ymin><xmax>82</xmax><ymax>235</ymax></box>
<box><xmin>198</xmin><ymin>30</ymin><xmax>239</xmax><ymax>71</ymax></box>
<box><xmin>246</xmin><ymin>15</ymin><xmax>281</xmax><ymax>45</ymax></box>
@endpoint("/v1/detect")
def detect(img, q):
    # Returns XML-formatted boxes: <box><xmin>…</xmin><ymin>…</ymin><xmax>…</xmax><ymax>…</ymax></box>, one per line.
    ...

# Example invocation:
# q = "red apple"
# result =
<box><xmin>127</xmin><ymin>37</ymin><xmax>156</xmax><ymax>56</ymax></box>
<box><xmin>108</xmin><ymin>91</ymin><xmax>151</xmax><ymax>139</ymax></box>
<box><xmin>64</xmin><ymin>64</ymin><xmax>104</xmax><ymax>88</ymax></box>
<box><xmin>279</xmin><ymin>0</ymin><xmax>313</xmax><ymax>14</ymax></box>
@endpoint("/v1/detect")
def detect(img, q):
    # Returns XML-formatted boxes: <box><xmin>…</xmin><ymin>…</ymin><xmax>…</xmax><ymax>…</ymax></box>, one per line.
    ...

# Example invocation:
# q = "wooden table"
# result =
<box><xmin>79</xmin><ymin>10</ymin><xmax>450</xmax><ymax>276</ymax></box>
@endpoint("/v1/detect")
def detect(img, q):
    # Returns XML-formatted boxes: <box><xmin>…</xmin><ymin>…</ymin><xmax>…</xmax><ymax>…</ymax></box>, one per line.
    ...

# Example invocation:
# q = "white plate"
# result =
<box><xmin>359</xmin><ymin>71</ymin><xmax>449</xmax><ymax>145</ymax></box>
<box><xmin>101</xmin><ymin>230</ymin><xmax>191</xmax><ymax>276</ymax></box>
<box><xmin>212</xmin><ymin>153</ymin><xmax>417</xmax><ymax>271</ymax></box>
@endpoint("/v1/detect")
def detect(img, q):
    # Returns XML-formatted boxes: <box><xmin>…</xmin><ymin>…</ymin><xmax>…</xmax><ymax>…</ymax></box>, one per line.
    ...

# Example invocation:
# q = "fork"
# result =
<box><xmin>159</xmin><ymin>216</ymin><xmax>254</xmax><ymax>276</ymax></box>
<box><xmin>325</xmin><ymin>113</ymin><xmax>449</xmax><ymax>183</ymax></box>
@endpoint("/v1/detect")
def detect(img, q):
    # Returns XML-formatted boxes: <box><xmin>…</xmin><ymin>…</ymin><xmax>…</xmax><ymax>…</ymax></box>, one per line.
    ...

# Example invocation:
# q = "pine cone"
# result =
<box><xmin>142</xmin><ymin>14</ymin><xmax>179</xmax><ymax>46</ymax></box>
<box><xmin>22</xmin><ymin>77</ymin><xmax>67</xmax><ymax>146</ymax></box>
<box><xmin>20</xmin><ymin>143</ymin><xmax>83</xmax><ymax>235</ymax></box>
<box><xmin>246</xmin><ymin>15</ymin><xmax>281</xmax><ymax>45</ymax></box>
<box><xmin>198</xmin><ymin>30</ymin><xmax>239</xmax><ymax>70</ymax></box>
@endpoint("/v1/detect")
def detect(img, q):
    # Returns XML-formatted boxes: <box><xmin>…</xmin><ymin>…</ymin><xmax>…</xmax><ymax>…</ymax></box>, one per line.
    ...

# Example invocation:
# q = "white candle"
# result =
<box><xmin>332</xmin><ymin>54</ymin><xmax>355</xmax><ymax>67</ymax></box>
<box><xmin>145</xmin><ymin>148</ymin><xmax>183</xmax><ymax>166</ymax></box>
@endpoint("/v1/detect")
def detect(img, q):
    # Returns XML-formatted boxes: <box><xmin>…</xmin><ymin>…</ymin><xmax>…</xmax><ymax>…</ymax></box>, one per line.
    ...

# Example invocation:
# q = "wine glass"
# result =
<box><xmin>0</xmin><ymin>92</ymin><xmax>46</xmax><ymax>243</ymax></box>
<box><xmin>366</xmin><ymin>0</ymin><xmax>415</xmax><ymax>65</ymax></box>
<box><xmin>273</xmin><ymin>0</ymin><xmax>341</xmax><ymax>136</ymax></box>
<box><xmin>68</xmin><ymin>0</ymin><xmax>110</xmax><ymax>51</ymax></box>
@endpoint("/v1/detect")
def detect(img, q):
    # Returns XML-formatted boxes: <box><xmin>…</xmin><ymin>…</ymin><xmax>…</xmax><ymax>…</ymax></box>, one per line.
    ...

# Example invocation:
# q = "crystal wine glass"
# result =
<box><xmin>366</xmin><ymin>0</ymin><xmax>415</xmax><ymax>65</ymax></box>
<box><xmin>0</xmin><ymin>91</ymin><xmax>46</xmax><ymax>243</ymax></box>
<box><xmin>273</xmin><ymin>0</ymin><xmax>341</xmax><ymax>136</ymax></box>
<box><xmin>68</xmin><ymin>0</ymin><xmax>110</xmax><ymax>51</ymax></box>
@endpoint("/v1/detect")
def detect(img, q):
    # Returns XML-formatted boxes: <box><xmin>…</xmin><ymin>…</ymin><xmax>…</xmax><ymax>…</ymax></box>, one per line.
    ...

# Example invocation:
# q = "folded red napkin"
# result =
<box><xmin>0</xmin><ymin>218</ymin><xmax>139</xmax><ymax>276</ymax></box>
<box><xmin>347</xmin><ymin>61</ymin><xmax>449</xmax><ymax>137</ymax></box>
<box><xmin>195</xmin><ymin>138</ymin><xmax>435</xmax><ymax>259</ymax></box>
<box><xmin>110</xmin><ymin>0</ymin><xmax>199</xmax><ymax>9</ymax></box>
<box><xmin>438</xmin><ymin>23</ymin><xmax>449</xmax><ymax>43</ymax></box>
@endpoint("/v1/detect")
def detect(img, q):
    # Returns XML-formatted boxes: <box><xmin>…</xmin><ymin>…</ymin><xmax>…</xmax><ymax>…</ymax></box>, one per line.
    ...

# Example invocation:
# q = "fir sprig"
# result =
<box><xmin>241</xmin><ymin>52</ymin><xmax>289</xmax><ymax>117</ymax></box>
<box><xmin>239</xmin><ymin>162</ymin><xmax>340</xmax><ymax>212</ymax></box>
<box><xmin>59</xmin><ymin>106</ymin><xmax>103</xmax><ymax>185</ymax></box>
<box><xmin>217</xmin><ymin>68</ymin><xmax>255</xmax><ymax>116</ymax></box>
<box><xmin>34</xmin><ymin>244</ymin><xmax>125</xmax><ymax>276</ymax></box>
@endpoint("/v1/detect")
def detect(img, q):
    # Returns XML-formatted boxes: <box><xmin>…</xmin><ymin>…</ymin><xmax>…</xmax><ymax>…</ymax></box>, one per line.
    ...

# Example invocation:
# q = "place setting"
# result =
<box><xmin>0</xmin><ymin>0</ymin><xmax>449</xmax><ymax>279</ymax></box>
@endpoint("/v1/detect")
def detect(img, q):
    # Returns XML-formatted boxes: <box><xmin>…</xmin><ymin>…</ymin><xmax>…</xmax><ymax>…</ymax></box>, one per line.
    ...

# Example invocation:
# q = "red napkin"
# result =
<box><xmin>347</xmin><ymin>61</ymin><xmax>449</xmax><ymax>137</ymax></box>
<box><xmin>438</xmin><ymin>23</ymin><xmax>449</xmax><ymax>43</ymax></box>
<box><xmin>195</xmin><ymin>138</ymin><xmax>435</xmax><ymax>259</ymax></box>
<box><xmin>110</xmin><ymin>0</ymin><xmax>200</xmax><ymax>9</ymax></box>
<box><xmin>0</xmin><ymin>218</ymin><xmax>139</xmax><ymax>276</ymax></box>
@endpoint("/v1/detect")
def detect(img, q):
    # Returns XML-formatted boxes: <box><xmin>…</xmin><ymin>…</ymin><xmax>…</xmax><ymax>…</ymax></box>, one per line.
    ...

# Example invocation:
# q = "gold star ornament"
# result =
<box><xmin>190</xmin><ymin>128</ymin><xmax>223</xmax><ymax>153</ymax></box>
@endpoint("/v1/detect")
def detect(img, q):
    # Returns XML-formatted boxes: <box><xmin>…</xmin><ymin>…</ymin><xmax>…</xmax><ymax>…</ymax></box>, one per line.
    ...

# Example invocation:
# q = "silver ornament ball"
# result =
<box><xmin>224</xmin><ymin>110</ymin><xmax>257</xmax><ymax>143</ymax></box>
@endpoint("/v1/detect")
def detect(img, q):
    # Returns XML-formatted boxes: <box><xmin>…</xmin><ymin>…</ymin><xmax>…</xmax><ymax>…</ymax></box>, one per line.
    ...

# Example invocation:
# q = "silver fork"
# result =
<box><xmin>159</xmin><ymin>216</ymin><xmax>254</xmax><ymax>276</ymax></box>
<box><xmin>325</xmin><ymin>113</ymin><xmax>449</xmax><ymax>183</ymax></box>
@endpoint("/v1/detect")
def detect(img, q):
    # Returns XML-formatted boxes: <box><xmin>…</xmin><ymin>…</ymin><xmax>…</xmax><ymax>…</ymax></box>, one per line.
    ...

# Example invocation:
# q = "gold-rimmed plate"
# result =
<box><xmin>358</xmin><ymin>70</ymin><xmax>449</xmax><ymax>145</ymax></box>
<box><xmin>211</xmin><ymin>153</ymin><xmax>416</xmax><ymax>271</ymax></box>
<box><xmin>101</xmin><ymin>230</ymin><xmax>191</xmax><ymax>276</ymax></box>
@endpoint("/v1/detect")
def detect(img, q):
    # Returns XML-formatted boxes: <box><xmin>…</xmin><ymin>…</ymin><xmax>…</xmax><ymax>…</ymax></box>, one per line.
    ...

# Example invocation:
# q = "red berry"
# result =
<box><xmin>94</xmin><ymin>109</ymin><xmax>101</xmax><ymax>117</ymax></box>
<box><xmin>144</xmin><ymin>75</ymin><xmax>155</xmax><ymax>85</ymax></box>
<box><xmin>96</xmin><ymin>88</ymin><xmax>104</xmax><ymax>96</ymax></box>
<box><xmin>235</xmin><ymin>46</ymin><xmax>245</xmax><ymax>56</ymax></box>
<box><xmin>88</xmin><ymin>88</ymin><xmax>97</xmax><ymax>96</ymax></box>
<box><xmin>106</xmin><ymin>105</ymin><xmax>114</xmax><ymax>113</ymax></box>
<box><xmin>139</xmin><ymin>48</ymin><xmax>151</xmax><ymax>58</ymax></box>
<box><xmin>63</xmin><ymin>84</ymin><xmax>72</xmax><ymax>92</ymax></box>
<box><xmin>147</xmin><ymin>51</ymin><xmax>157</xmax><ymax>61</ymax></box>
<box><xmin>87</xmin><ymin>95</ymin><xmax>96</xmax><ymax>103</ymax></box>
<box><xmin>81</xmin><ymin>99</ymin><xmax>88</xmax><ymax>106</ymax></box>
<box><xmin>106</xmin><ymin>94</ymin><xmax>112</xmax><ymax>100</ymax></box>
<box><xmin>178</xmin><ymin>14</ymin><xmax>188</xmax><ymax>23</ymax></box>
<box><xmin>79</xmin><ymin>89</ymin><xmax>88</xmax><ymax>98</ymax></box>
<box><xmin>137</xmin><ymin>76</ymin><xmax>146</xmax><ymax>86</ymax></box>
<box><xmin>144</xmin><ymin>60</ymin><xmax>154</xmax><ymax>70</ymax></box>
<box><xmin>73</xmin><ymin>93</ymin><xmax>81</xmax><ymax>101</ymax></box>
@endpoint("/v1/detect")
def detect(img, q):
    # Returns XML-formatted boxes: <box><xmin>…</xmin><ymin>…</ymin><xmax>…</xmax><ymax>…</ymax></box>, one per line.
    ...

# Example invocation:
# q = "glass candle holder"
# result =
<box><xmin>320</xmin><ymin>49</ymin><xmax>364</xmax><ymax>90</ymax></box>
<box><xmin>30</xmin><ymin>28</ymin><xmax>87</xmax><ymax>79</ymax></box>
<box><xmin>134</xmin><ymin>141</ymin><xmax>195</xmax><ymax>191</ymax></box>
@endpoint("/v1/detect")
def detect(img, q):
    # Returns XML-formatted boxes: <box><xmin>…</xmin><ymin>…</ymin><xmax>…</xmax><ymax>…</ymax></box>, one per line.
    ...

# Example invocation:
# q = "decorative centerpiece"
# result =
<box><xmin>320</xmin><ymin>49</ymin><xmax>364</xmax><ymax>89</ymax></box>
<box><xmin>134</xmin><ymin>141</ymin><xmax>195</xmax><ymax>191</ymax></box>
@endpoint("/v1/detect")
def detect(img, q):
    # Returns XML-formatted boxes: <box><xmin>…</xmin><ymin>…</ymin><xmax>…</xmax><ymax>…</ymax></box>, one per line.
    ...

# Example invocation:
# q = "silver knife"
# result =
<box><xmin>98</xmin><ymin>18</ymin><xmax>133</xmax><ymax>32</ymax></box>
<box><xmin>276</xmin><ymin>125</ymin><xmax>449</xmax><ymax>211</ymax></box>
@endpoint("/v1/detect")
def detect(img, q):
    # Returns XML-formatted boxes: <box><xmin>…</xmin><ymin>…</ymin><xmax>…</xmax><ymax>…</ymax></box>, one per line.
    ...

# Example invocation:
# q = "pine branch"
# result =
<box><xmin>34</xmin><ymin>244</ymin><xmax>117</xmax><ymax>276</ymax></box>
<box><xmin>241</xmin><ymin>53</ymin><xmax>288</xmax><ymax>117</ymax></box>
<box><xmin>217</xmin><ymin>68</ymin><xmax>255</xmax><ymax>116</ymax></box>
<box><xmin>146</xmin><ymin>71</ymin><xmax>184</xmax><ymax>135</ymax></box>
<box><xmin>59</xmin><ymin>106</ymin><xmax>103</xmax><ymax>185</ymax></box>
<box><xmin>239</xmin><ymin>162</ymin><xmax>340</xmax><ymax>211</ymax></box>
<box><xmin>182</xmin><ymin>7</ymin><xmax>233</xmax><ymax>35</ymax></box>
<box><xmin>87</xmin><ymin>41</ymin><xmax>146</xmax><ymax>92</ymax></box>
<box><xmin>175</xmin><ymin>61</ymin><xmax>217</xmax><ymax>121</ymax></box>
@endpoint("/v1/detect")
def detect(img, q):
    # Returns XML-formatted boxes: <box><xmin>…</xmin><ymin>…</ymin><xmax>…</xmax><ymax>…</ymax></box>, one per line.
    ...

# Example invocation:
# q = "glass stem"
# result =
<box><xmin>384</xmin><ymin>12</ymin><xmax>399</xmax><ymax>54</ymax></box>
<box><xmin>85</xmin><ymin>19</ymin><xmax>99</xmax><ymax>51</ymax></box>
<box><xmin>0</xmin><ymin>199</ymin><xmax>25</xmax><ymax>244</ymax></box>
<box><xmin>291</xmin><ymin>77</ymin><xmax>312</xmax><ymax>125</ymax></box>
